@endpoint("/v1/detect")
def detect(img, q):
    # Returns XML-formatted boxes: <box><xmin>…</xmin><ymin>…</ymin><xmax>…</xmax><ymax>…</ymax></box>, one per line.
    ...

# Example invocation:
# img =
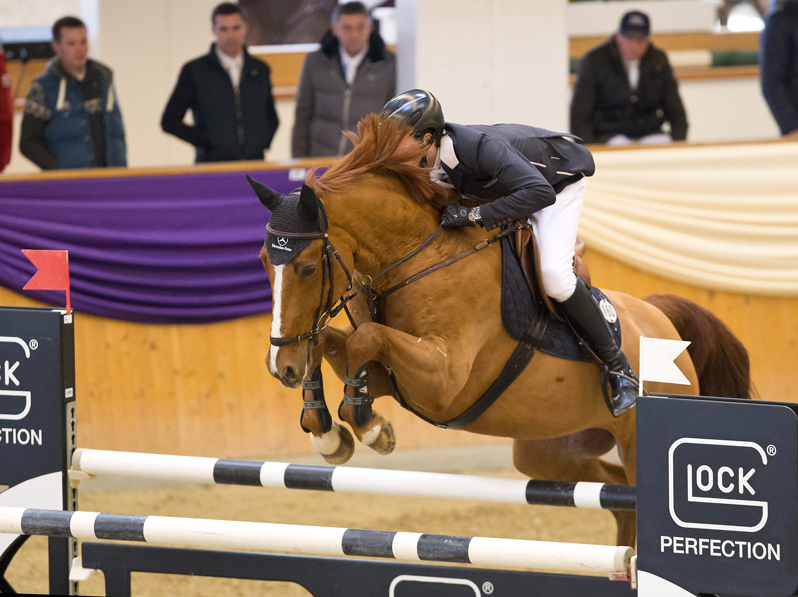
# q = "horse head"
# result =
<box><xmin>248</xmin><ymin>175</ymin><xmax>356</xmax><ymax>388</ymax></box>
<box><xmin>249</xmin><ymin>115</ymin><xmax>456</xmax><ymax>388</ymax></box>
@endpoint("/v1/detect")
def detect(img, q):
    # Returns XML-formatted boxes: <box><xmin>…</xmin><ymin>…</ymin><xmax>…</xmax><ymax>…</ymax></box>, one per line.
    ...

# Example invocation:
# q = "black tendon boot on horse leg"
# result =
<box><xmin>301</xmin><ymin>366</ymin><xmax>355</xmax><ymax>464</ymax></box>
<box><xmin>560</xmin><ymin>279</ymin><xmax>639</xmax><ymax>417</ymax></box>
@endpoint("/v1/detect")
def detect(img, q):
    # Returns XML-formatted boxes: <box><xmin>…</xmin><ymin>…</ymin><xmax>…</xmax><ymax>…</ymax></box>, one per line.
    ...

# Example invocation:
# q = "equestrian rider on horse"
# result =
<box><xmin>381</xmin><ymin>89</ymin><xmax>639</xmax><ymax>417</ymax></box>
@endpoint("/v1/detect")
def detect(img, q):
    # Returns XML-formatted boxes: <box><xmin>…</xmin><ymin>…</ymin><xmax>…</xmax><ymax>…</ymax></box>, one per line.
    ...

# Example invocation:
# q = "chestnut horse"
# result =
<box><xmin>251</xmin><ymin>115</ymin><xmax>751</xmax><ymax>546</ymax></box>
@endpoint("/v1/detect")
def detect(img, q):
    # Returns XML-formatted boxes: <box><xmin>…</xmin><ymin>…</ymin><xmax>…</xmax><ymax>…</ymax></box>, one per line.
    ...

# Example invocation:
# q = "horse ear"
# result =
<box><xmin>298</xmin><ymin>183</ymin><xmax>319</xmax><ymax>225</ymax></box>
<box><xmin>247</xmin><ymin>175</ymin><xmax>284</xmax><ymax>210</ymax></box>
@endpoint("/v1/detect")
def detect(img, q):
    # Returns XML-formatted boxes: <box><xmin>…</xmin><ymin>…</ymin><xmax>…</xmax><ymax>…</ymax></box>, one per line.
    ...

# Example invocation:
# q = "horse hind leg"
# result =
<box><xmin>513</xmin><ymin>430</ymin><xmax>636</xmax><ymax>547</ymax></box>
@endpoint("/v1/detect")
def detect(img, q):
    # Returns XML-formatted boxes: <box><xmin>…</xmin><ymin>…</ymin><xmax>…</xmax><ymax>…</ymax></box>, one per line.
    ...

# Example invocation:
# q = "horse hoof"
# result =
<box><xmin>311</xmin><ymin>423</ymin><xmax>355</xmax><ymax>464</ymax></box>
<box><xmin>366</xmin><ymin>420</ymin><xmax>396</xmax><ymax>455</ymax></box>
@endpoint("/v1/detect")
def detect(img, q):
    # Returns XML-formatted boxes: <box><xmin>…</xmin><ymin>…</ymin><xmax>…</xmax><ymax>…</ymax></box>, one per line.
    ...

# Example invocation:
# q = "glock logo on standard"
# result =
<box><xmin>0</xmin><ymin>336</ymin><xmax>32</xmax><ymax>421</ymax></box>
<box><xmin>669</xmin><ymin>438</ymin><xmax>769</xmax><ymax>533</ymax></box>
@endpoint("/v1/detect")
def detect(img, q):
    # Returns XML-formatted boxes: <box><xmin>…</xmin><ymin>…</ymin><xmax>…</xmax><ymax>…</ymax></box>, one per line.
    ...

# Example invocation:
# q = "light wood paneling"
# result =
<box><xmin>569</xmin><ymin>31</ymin><xmax>760</xmax><ymax>58</ymax></box>
<box><xmin>0</xmin><ymin>287</ymin><xmax>503</xmax><ymax>459</ymax></box>
<box><xmin>255</xmin><ymin>51</ymin><xmax>307</xmax><ymax>98</ymax></box>
<box><xmin>5</xmin><ymin>58</ymin><xmax>48</xmax><ymax>110</ymax></box>
<box><xmin>3</xmin><ymin>243</ymin><xmax>794</xmax><ymax>458</ymax></box>
<box><xmin>583</xmin><ymin>249</ymin><xmax>797</xmax><ymax>403</ymax></box>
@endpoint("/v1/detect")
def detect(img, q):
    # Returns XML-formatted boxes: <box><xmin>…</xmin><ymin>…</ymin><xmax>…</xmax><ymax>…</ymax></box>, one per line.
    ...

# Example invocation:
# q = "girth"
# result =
<box><xmin>362</xmin><ymin>222</ymin><xmax>550</xmax><ymax>430</ymax></box>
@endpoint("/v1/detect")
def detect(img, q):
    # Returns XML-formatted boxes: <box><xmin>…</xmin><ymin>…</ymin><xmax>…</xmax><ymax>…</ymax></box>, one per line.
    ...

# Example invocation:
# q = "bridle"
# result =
<box><xmin>267</xmin><ymin>201</ymin><xmax>356</xmax><ymax>347</ymax></box>
<box><xmin>267</xmin><ymin>199</ymin><xmax>528</xmax><ymax>347</ymax></box>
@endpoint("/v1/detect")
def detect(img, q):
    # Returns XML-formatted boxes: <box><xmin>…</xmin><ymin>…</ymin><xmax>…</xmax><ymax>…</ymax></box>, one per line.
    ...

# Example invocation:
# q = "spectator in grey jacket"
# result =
<box><xmin>291</xmin><ymin>2</ymin><xmax>396</xmax><ymax>157</ymax></box>
<box><xmin>760</xmin><ymin>0</ymin><xmax>798</xmax><ymax>137</ymax></box>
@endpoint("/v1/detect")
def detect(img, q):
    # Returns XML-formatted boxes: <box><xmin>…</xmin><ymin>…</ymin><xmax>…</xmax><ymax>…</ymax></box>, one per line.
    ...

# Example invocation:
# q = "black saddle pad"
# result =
<box><xmin>500</xmin><ymin>235</ymin><xmax>622</xmax><ymax>362</ymax></box>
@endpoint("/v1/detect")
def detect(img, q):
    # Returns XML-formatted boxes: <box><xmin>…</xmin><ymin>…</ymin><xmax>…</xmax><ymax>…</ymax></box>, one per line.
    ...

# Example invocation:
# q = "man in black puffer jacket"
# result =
<box><xmin>161</xmin><ymin>2</ymin><xmax>279</xmax><ymax>163</ymax></box>
<box><xmin>291</xmin><ymin>2</ymin><xmax>396</xmax><ymax>158</ymax></box>
<box><xmin>570</xmin><ymin>11</ymin><xmax>688</xmax><ymax>145</ymax></box>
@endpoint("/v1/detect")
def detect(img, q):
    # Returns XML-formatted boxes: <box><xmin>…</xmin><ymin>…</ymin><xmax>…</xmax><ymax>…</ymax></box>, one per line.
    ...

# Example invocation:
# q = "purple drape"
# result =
<box><xmin>0</xmin><ymin>168</ymin><xmax>304</xmax><ymax>324</ymax></box>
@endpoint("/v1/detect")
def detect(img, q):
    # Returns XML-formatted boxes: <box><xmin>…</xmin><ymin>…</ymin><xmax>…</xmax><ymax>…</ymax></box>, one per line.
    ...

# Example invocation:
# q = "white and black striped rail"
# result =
<box><xmin>70</xmin><ymin>449</ymin><xmax>636</xmax><ymax>511</ymax></box>
<box><xmin>0</xmin><ymin>506</ymin><xmax>634</xmax><ymax>575</ymax></box>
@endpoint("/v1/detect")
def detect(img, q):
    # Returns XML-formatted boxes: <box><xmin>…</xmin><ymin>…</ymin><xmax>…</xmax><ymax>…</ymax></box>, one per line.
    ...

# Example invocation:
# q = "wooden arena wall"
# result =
<box><xmin>1</xmin><ymin>155</ymin><xmax>796</xmax><ymax>459</ymax></box>
<box><xmin>2</xmin><ymin>251</ymin><xmax>793</xmax><ymax>459</ymax></box>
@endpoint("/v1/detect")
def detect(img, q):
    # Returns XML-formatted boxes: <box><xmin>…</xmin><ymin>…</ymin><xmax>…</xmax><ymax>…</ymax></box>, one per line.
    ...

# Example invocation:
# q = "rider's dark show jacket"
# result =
<box><xmin>440</xmin><ymin>123</ymin><xmax>595</xmax><ymax>230</ymax></box>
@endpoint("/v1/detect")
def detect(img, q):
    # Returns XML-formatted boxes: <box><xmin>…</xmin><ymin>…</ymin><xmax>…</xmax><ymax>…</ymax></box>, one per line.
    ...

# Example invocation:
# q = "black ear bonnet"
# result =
<box><xmin>247</xmin><ymin>176</ymin><xmax>322</xmax><ymax>266</ymax></box>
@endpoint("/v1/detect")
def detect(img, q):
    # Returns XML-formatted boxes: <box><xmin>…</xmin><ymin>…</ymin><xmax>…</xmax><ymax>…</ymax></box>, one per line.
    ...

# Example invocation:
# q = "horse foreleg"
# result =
<box><xmin>292</xmin><ymin>330</ymin><xmax>357</xmax><ymax>465</ymax></box>
<box><xmin>344</xmin><ymin>322</ymin><xmax>471</xmax><ymax>416</ymax></box>
<box><xmin>300</xmin><ymin>362</ymin><xmax>356</xmax><ymax>465</ymax></box>
<box><xmin>318</xmin><ymin>326</ymin><xmax>396</xmax><ymax>457</ymax></box>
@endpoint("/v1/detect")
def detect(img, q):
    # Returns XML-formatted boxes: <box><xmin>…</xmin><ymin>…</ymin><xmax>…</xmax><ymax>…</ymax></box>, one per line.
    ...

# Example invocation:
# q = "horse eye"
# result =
<box><xmin>300</xmin><ymin>265</ymin><xmax>316</xmax><ymax>279</ymax></box>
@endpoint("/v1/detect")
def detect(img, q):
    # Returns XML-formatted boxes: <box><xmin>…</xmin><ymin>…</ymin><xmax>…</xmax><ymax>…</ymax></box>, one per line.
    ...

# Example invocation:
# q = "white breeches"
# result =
<box><xmin>528</xmin><ymin>177</ymin><xmax>586</xmax><ymax>302</ymax></box>
<box><xmin>606</xmin><ymin>133</ymin><xmax>673</xmax><ymax>146</ymax></box>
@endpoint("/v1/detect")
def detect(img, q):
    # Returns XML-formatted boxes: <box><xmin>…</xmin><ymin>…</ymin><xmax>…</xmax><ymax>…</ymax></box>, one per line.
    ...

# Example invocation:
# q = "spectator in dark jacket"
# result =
<box><xmin>161</xmin><ymin>2</ymin><xmax>279</xmax><ymax>163</ymax></box>
<box><xmin>760</xmin><ymin>0</ymin><xmax>798</xmax><ymax>137</ymax></box>
<box><xmin>20</xmin><ymin>16</ymin><xmax>126</xmax><ymax>170</ymax></box>
<box><xmin>570</xmin><ymin>11</ymin><xmax>688</xmax><ymax>145</ymax></box>
<box><xmin>292</xmin><ymin>1</ymin><xmax>396</xmax><ymax>157</ymax></box>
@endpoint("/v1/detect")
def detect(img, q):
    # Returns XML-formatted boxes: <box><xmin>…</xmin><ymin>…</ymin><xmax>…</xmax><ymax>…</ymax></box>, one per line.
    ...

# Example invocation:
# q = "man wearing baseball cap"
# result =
<box><xmin>570</xmin><ymin>10</ymin><xmax>688</xmax><ymax>145</ymax></box>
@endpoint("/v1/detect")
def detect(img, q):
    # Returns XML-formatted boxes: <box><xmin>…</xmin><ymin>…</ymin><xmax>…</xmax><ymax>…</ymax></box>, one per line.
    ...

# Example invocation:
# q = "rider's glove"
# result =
<box><xmin>441</xmin><ymin>204</ymin><xmax>481</xmax><ymax>228</ymax></box>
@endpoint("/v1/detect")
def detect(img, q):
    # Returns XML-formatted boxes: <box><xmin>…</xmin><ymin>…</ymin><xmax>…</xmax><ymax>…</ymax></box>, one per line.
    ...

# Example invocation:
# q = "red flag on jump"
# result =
<box><xmin>22</xmin><ymin>249</ymin><xmax>71</xmax><ymax>314</ymax></box>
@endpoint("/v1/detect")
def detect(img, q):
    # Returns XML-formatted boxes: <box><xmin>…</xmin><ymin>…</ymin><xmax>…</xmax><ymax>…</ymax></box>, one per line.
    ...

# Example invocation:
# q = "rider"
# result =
<box><xmin>380</xmin><ymin>89</ymin><xmax>638</xmax><ymax>417</ymax></box>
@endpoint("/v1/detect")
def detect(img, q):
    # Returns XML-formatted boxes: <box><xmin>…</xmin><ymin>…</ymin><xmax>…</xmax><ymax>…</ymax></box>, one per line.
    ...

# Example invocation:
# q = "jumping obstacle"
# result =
<box><xmin>78</xmin><ymin>543</ymin><xmax>634</xmax><ymax>597</ymax></box>
<box><xmin>0</xmin><ymin>505</ymin><xmax>633</xmax><ymax>576</ymax></box>
<box><xmin>5</xmin><ymin>306</ymin><xmax>798</xmax><ymax>597</ymax></box>
<box><xmin>70</xmin><ymin>448</ymin><xmax>636</xmax><ymax>511</ymax></box>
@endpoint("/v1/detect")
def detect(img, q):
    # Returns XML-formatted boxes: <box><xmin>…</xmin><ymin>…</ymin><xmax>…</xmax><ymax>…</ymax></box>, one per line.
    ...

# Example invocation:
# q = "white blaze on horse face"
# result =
<box><xmin>269</xmin><ymin>264</ymin><xmax>285</xmax><ymax>375</ymax></box>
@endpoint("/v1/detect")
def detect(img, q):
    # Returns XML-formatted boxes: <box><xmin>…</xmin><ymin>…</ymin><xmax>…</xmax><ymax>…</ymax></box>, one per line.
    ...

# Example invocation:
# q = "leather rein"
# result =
<box><xmin>267</xmin><ymin>204</ymin><xmax>528</xmax><ymax>348</ymax></box>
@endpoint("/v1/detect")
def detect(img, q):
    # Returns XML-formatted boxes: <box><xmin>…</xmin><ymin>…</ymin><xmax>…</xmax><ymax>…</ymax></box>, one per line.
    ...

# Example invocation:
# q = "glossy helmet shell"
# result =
<box><xmin>381</xmin><ymin>89</ymin><xmax>444</xmax><ymax>138</ymax></box>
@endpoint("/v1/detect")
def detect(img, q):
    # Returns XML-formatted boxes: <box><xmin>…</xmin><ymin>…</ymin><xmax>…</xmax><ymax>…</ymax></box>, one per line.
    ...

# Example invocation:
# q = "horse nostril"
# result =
<box><xmin>283</xmin><ymin>366</ymin><xmax>298</xmax><ymax>384</ymax></box>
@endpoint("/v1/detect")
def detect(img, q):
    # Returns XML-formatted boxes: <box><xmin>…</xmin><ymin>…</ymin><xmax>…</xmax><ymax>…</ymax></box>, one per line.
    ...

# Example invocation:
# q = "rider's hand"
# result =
<box><xmin>440</xmin><ymin>204</ymin><xmax>477</xmax><ymax>228</ymax></box>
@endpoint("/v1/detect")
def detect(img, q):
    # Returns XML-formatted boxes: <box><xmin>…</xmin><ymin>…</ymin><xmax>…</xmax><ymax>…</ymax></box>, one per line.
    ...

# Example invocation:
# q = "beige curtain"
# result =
<box><xmin>580</xmin><ymin>141</ymin><xmax>798</xmax><ymax>296</ymax></box>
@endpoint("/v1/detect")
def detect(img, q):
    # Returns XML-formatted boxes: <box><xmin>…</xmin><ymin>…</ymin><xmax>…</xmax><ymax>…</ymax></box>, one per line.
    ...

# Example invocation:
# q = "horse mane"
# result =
<box><xmin>306</xmin><ymin>114</ymin><xmax>452</xmax><ymax>209</ymax></box>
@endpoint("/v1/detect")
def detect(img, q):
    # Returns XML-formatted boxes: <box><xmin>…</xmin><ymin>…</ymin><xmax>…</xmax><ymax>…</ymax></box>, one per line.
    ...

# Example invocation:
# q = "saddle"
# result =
<box><xmin>516</xmin><ymin>227</ymin><xmax>591</xmax><ymax>317</ymax></box>
<box><xmin>500</xmin><ymin>226</ymin><xmax>621</xmax><ymax>362</ymax></box>
<box><xmin>436</xmin><ymin>226</ymin><xmax>623</xmax><ymax>429</ymax></box>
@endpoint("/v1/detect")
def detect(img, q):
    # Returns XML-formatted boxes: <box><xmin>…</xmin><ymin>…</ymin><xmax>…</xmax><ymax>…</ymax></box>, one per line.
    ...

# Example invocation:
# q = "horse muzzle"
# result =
<box><xmin>268</xmin><ymin>342</ymin><xmax>314</xmax><ymax>389</ymax></box>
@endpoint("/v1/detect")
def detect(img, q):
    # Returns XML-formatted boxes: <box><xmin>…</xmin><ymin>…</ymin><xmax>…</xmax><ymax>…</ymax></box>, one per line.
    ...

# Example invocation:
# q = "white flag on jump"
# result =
<box><xmin>639</xmin><ymin>336</ymin><xmax>691</xmax><ymax>386</ymax></box>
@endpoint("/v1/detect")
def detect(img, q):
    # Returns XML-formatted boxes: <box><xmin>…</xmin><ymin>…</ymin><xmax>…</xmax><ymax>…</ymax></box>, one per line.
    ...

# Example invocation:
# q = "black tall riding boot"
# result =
<box><xmin>559</xmin><ymin>279</ymin><xmax>639</xmax><ymax>417</ymax></box>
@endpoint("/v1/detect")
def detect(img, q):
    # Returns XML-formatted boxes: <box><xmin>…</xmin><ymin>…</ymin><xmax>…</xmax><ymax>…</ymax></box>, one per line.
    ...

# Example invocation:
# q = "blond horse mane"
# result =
<box><xmin>306</xmin><ymin>114</ymin><xmax>452</xmax><ymax>209</ymax></box>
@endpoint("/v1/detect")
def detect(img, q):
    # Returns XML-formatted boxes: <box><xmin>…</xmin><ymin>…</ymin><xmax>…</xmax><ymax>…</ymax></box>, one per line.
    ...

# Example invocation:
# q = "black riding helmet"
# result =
<box><xmin>380</xmin><ymin>89</ymin><xmax>445</xmax><ymax>140</ymax></box>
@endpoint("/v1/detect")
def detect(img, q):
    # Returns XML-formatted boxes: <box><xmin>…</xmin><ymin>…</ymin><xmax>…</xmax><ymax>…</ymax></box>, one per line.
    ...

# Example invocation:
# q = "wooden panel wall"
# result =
<box><xmin>584</xmin><ymin>250</ymin><xmax>797</xmax><ymax>403</ymax></box>
<box><xmin>0</xmin><ymin>287</ymin><xmax>501</xmax><ymax>459</ymax></box>
<box><xmin>2</xmin><ymin>246</ymin><xmax>794</xmax><ymax>459</ymax></box>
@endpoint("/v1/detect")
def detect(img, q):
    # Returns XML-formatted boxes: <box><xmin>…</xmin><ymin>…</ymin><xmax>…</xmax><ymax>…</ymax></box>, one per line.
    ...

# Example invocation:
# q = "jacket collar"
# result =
<box><xmin>47</xmin><ymin>57</ymin><xmax>105</xmax><ymax>81</ymax></box>
<box><xmin>607</xmin><ymin>35</ymin><xmax>654</xmax><ymax>67</ymax></box>
<box><xmin>319</xmin><ymin>29</ymin><xmax>389</xmax><ymax>63</ymax></box>
<box><xmin>207</xmin><ymin>43</ymin><xmax>254</xmax><ymax>69</ymax></box>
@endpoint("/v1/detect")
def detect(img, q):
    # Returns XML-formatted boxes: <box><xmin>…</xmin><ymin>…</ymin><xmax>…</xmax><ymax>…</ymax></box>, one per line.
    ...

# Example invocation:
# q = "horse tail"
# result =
<box><xmin>642</xmin><ymin>294</ymin><xmax>755</xmax><ymax>399</ymax></box>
